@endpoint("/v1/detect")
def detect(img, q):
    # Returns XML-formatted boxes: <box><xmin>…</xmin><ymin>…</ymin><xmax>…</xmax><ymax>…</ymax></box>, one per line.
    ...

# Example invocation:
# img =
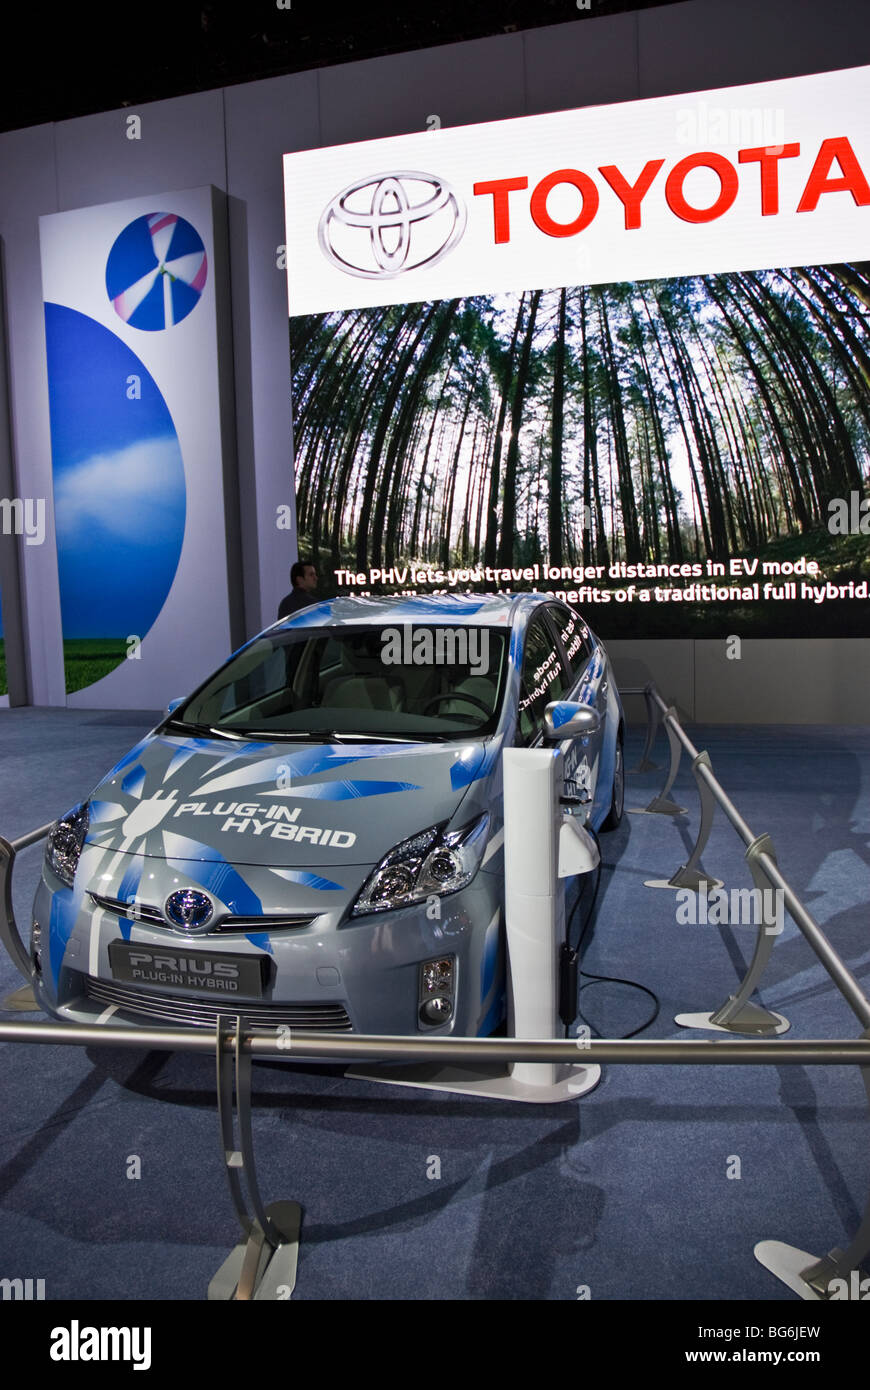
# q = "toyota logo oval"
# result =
<box><xmin>164</xmin><ymin>888</ymin><xmax>214</xmax><ymax>933</ymax></box>
<box><xmin>318</xmin><ymin>171</ymin><xmax>466</xmax><ymax>280</ymax></box>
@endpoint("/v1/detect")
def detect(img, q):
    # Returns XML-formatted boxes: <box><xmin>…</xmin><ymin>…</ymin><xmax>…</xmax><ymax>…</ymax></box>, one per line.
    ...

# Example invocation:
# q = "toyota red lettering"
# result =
<box><xmin>472</xmin><ymin>138</ymin><xmax>870</xmax><ymax>242</ymax></box>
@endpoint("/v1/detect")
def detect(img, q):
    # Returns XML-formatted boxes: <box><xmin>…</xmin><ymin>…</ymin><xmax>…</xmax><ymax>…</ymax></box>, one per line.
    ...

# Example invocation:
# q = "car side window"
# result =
<box><xmin>548</xmin><ymin>606</ymin><xmax>593</xmax><ymax>685</ymax></box>
<box><xmin>517</xmin><ymin>616</ymin><xmax>571</xmax><ymax>744</ymax></box>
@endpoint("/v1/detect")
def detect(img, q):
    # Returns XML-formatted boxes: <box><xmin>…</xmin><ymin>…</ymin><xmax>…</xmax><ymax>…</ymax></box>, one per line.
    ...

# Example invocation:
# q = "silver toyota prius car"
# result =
<box><xmin>31</xmin><ymin>593</ymin><xmax>624</xmax><ymax>1037</ymax></box>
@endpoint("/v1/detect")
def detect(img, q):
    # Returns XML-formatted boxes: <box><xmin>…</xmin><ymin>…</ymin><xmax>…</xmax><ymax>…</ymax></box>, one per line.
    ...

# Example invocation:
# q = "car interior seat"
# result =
<box><xmin>437</xmin><ymin>674</ymin><xmax>496</xmax><ymax>718</ymax></box>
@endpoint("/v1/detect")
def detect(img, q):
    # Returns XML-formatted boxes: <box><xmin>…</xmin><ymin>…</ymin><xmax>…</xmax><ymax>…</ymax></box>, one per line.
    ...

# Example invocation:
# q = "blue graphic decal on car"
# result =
<box><xmin>480</xmin><ymin>912</ymin><xmax>500</xmax><ymax>1001</ymax></box>
<box><xmin>121</xmin><ymin>764</ymin><xmax>147</xmax><ymax>797</ymax></box>
<box><xmin>162</xmin><ymin>833</ymin><xmax>263</xmax><ymax>913</ymax></box>
<box><xmin>282</xmin><ymin>779</ymin><xmax>421</xmax><ymax>800</ymax></box>
<box><xmin>244</xmin><ymin>932</ymin><xmax>274</xmax><ymax>954</ymax></box>
<box><xmin>86</xmin><ymin>800</ymin><xmax>125</xmax><ymax>827</ymax></box>
<box><xmin>280</xmin><ymin>869</ymin><xmax>344</xmax><ymax>891</ymax></box>
<box><xmin>48</xmin><ymin>889</ymin><xmax>80</xmax><ymax>987</ymax></box>
<box><xmin>450</xmin><ymin>741</ymin><xmax>500</xmax><ymax>790</ymax></box>
<box><xmin>116</xmin><ymin>860</ymin><xmax>142</xmax><ymax>912</ymax></box>
<box><xmin>107</xmin><ymin>741</ymin><xmax>152</xmax><ymax>778</ymax></box>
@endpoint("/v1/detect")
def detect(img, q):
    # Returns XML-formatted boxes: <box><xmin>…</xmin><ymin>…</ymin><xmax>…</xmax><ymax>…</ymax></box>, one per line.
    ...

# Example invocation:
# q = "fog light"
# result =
<box><xmin>421</xmin><ymin>958</ymin><xmax>453</xmax><ymax>993</ymax></box>
<box><xmin>420</xmin><ymin>996</ymin><xmax>453</xmax><ymax>1025</ymax></box>
<box><xmin>418</xmin><ymin>956</ymin><xmax>455</xmax><ymax>1028</ymax></box>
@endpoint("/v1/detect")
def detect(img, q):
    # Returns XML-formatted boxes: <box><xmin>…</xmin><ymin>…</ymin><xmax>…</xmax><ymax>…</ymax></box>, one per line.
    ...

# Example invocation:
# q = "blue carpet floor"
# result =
<box><xmin>0</xmin><ymin>708</ymin><xmax>868</xmax><ymax>1300</ymax></box>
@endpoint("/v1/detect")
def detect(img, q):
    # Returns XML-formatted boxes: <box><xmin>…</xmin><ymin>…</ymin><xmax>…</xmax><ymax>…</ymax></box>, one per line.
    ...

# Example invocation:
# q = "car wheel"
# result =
<box><xmin>601</xmin><ymin>733</ymin><xmax>624</xmax><ymax>830</ymax></box>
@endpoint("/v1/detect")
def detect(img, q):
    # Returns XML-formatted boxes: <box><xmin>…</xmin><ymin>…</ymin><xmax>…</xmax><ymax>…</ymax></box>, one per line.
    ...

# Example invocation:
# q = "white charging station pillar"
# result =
<box><xmin>503</xmin><ymin>747</ymin><xmax>562</xmax><ymax>1087</ymax></box>
<box><xmin>503</xmin><ymin>747</ymin><xmax>600</xmax><ymax>1098</ymax></box>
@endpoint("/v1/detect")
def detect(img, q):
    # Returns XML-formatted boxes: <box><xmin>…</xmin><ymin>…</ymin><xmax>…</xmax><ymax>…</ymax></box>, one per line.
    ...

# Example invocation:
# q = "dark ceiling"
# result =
<box><xmin>0</xmin><ymin>0</ymin><xmax>685</xmax><ymax>135</ymax></box>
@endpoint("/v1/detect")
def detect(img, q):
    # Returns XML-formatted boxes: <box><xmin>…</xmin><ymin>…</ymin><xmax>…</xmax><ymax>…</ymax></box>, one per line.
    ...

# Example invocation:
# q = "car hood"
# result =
<box><xmin>84</xmin><ymin>732</ymin><xmax>496</xmax><ymax>867</ymax></box>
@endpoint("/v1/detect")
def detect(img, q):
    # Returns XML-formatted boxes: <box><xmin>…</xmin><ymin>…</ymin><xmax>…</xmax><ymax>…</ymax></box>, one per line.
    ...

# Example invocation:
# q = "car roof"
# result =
<box><xmin>270</xmin><ymin>592</ymin><xmax>557</xmax><ymax>632</ymax></box>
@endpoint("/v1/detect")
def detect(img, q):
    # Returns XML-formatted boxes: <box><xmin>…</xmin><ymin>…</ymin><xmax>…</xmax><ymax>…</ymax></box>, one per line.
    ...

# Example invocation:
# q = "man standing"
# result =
<box><xmin>278</xmin><ymin>560</ymin><xmax>319</xmax><ymax>618</ymax></box>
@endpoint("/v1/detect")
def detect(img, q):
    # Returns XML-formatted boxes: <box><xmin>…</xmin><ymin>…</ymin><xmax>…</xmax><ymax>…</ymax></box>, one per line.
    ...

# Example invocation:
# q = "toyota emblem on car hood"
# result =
<box><xmin>164</xmin><ymin>888</ymin><xmax>215</xmax><ymax>932</ymax></box>
<box><xmin>318</xmin><ymin>171</ymin><xmax>466</xmax><ymax>280</ymax></box>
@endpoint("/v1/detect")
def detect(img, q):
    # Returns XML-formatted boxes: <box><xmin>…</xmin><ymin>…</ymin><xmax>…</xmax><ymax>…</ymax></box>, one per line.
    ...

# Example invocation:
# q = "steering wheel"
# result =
<box><xmin>422</xmin><ymin>691</ymin><xmax>491</xmax><ymax>718</ymax></box>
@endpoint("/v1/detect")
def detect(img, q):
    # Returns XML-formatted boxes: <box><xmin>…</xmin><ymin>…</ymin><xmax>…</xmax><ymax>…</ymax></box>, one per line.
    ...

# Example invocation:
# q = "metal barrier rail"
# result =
<box><xmin>1</xmin><ymin>1019</ymin><xmax>870</xmax><ymax>1065</ymax></box>
<box><xmin>635</xmin><ymin>683</ymin><xmax>870</xmax><ymax>1035</ymax></box>
<box><xmin>627</xmin><ymin>685</ymin><xmax>870</xmax><ymax>1302</ymax></box>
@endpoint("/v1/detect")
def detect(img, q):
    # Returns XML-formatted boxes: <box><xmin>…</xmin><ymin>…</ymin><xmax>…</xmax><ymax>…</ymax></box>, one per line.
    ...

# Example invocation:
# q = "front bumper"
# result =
<box><xmin>32</xmin><ymin>864</ymin><xmax>505</xmax><ymax>1039</ymax></box>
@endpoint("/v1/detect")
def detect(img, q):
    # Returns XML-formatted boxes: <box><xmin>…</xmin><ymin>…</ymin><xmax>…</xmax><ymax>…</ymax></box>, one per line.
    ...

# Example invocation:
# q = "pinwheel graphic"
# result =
<box><xmin>106</xmin><ymin>212</ymin><xmax>208</xmax><ymax>330</ymax></box>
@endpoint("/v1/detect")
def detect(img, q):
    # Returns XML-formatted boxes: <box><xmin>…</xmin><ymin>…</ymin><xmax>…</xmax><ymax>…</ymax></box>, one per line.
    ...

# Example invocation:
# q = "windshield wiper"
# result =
<box><xmin>163</xmin><ymin>718</ymin><xmax>242</xmax><ymax>741</ymax></box>
<box><xmin>165</xmin><ymin>719</ymin><xmax>432</xmax><ymax>745</ymax></box>
<box><xmin>233</xmin><ymin>729</ymin><xmax>425</xmax><ymax>744</ymax></box>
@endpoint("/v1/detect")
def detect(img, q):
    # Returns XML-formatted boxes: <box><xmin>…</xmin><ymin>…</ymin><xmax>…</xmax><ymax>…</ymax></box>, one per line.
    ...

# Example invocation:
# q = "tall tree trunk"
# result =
<box><xmin>549</xmin><ymin>287</ymin><xmax>567</xmax><ymax>567</ymax></box>
<box><xmin>705</xmin><ymin>277</ymin><xmax>808</xmax><ymax>531</ymax></box>
<box><xmin>498</xmin><ymin>290</ymin><xmax>541</xmax><ymax>566</ymax></box>
<box><xmin>371</xmin><ymin>299</ymin><xmax>460</xmax><ymax>567</ymax></box>
<box><xmin>355</xmin><ymin>303</ymin><xmax>441</xmax><ymax>570</ymax></box>
<box><xmin>485</xmin><ymin>295</ymin><xmax>526</xmax><ymax>567</ymax></box>
<box><xmin>599</xmin><ymin>293</ymin><xmax>643</xmax><ymax>561</ymax></box>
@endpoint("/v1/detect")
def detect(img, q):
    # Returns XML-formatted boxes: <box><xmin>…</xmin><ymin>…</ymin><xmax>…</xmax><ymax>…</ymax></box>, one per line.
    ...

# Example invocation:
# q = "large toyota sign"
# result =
<box><xmin>282</xmin><ymin>65</ymin><xmax>870</xmax><ymax>642</ymax></box>
<box><xmin>284</xmin><ymin>66</ymin><xmax>870</xmax><ymax>314</ymax></box>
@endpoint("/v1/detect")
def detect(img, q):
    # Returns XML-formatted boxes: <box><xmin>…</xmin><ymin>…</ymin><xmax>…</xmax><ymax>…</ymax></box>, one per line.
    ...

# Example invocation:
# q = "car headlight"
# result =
<box><xmin>45</xmin><ymin>802</ymin><xmax>90</xmax><ymax>889</ymax></box>
<box><xmin>351</xmin><ymin>813</ymin><xmax>490</xmax><ymax>917</ymax></box>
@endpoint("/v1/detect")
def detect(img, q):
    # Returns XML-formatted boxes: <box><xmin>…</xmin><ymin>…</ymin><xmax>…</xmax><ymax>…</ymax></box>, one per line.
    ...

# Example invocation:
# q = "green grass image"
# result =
<box><xmin>63</xmin><ymin>638</ymin><xmax>128</xmax><ymax>694</ymax></box>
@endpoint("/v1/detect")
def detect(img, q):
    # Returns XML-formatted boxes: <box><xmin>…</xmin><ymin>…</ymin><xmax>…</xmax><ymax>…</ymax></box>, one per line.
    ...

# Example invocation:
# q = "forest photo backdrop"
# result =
<box><xmin>290</xmin><ymin>260</ymin><xmax>870</xmax><ymax>637</ymax></box>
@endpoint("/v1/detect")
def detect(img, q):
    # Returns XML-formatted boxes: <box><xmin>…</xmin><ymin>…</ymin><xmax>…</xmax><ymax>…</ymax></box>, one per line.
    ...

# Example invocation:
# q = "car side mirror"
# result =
<box><xmin>543</xmin><ymin>701</ymin><xmax>601</xmax><ymax>741</ymax></box>
<box><xmin>166</xmin><ymin>698</ymin><xmax>184</xmax><ymax>716</ymax></box>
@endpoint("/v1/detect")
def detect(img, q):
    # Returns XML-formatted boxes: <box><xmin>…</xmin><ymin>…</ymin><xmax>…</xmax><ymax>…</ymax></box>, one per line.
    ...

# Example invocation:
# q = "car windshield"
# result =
<box><xmin>170</xmin><ymin>624</ymin><xmax>510</xmax><ymax>741</ymax></box>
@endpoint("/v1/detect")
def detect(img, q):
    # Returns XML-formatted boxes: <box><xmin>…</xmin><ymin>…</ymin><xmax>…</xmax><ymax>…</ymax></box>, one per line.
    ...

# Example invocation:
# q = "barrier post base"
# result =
<box><xmin>0</xmin><ymin>985</ymin><xmax>38</xmax><ymax>1011</ymax></box>
<box><xmin>644</xmin><ymin>868</ymin><xmax>723</xmax><ymax>891</ymax></box>
<box><xmin>346</xmin><ymin>1060</ymin><xmax>601</xmax><ymax>1104</ymax></box>
<box><xmin>208</xmin><ymin>1200</ymin><xmax>302</xmax><ymax>1301</ymax></box>
<box><xmin>753</xmin><ymin>1240</ymin><xmax>832</xmax><ymax>1300</ymax></box>
<box><xmin>675</xmin><ymin>1005</ymin><xmax>790</xmax><ymax>1035</ymax></box>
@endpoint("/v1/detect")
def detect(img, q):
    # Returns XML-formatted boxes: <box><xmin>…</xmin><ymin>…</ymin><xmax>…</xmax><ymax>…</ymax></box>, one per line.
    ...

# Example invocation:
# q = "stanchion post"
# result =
<box><xmin>645</xmin><ymin>750</ymin><xmax>723</xmax><ymax>891</ymax></box>
<box><xmin>0</xmin><ymin>829</ymin><xmax>51</xmax><ymax>983</ymax></box>
<box><xmin>629</xmin><ymin>706</ymin><xmax>688</xmax><ymax>816</ymax></box>
<box><xmin>630</xmin><ymin>682</ymin><xmax>661</xmax><ymax>773</ymax></box>
<box><xmin>209</xmin><ymin>1016</ymin><xmax>302</xmax><ymax>1300</ymax></box>
<box><xmin>676</xmin><ymin>833</ymin><xmax>789</xmax><ymax>1035</ymax></box>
